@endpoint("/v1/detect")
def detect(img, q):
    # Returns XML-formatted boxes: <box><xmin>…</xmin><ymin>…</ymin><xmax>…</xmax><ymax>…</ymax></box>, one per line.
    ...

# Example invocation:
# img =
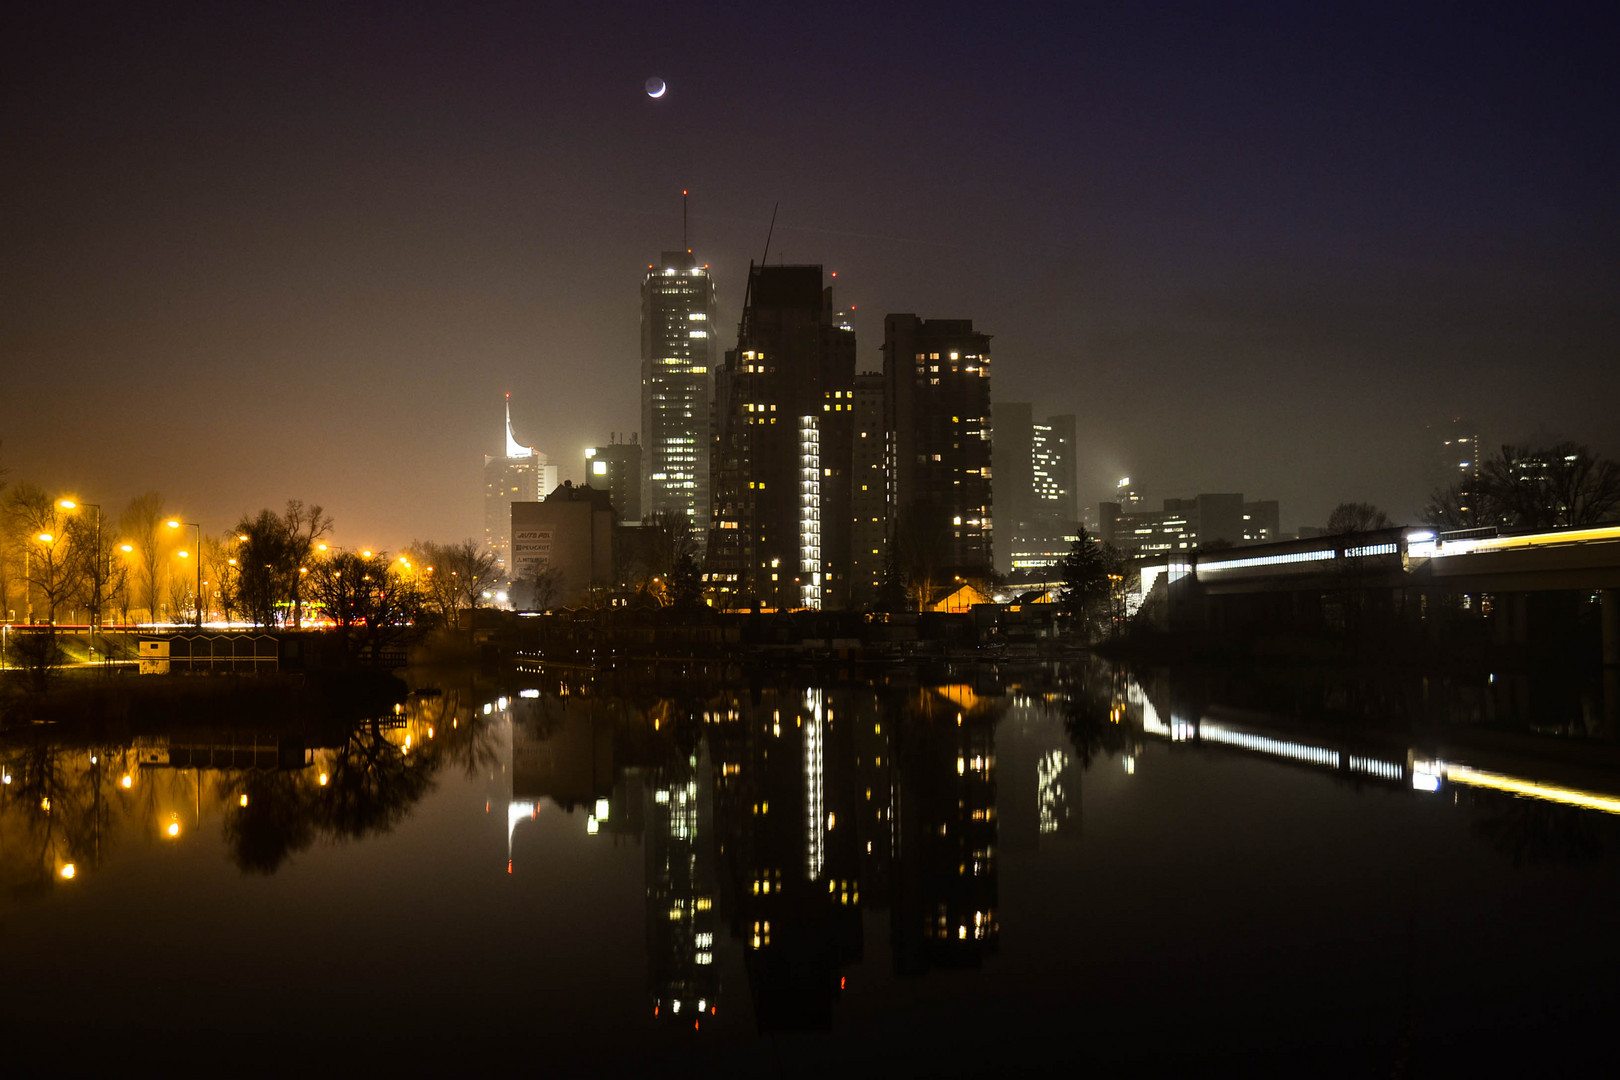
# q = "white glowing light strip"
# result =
<box><xmin>799</xmin><ymin>416</ymin><xmax>821</xmax><ymax>609</ymax></box>
<box><xmin>805</xmin><ymin>690</ymin><xmax>824</xmax><ymax>880</ymax></box>
<box><xmin>1347</xmin><ymin>755</ymin><xmax>1404</xmax><ymax>781</ymax></box>
<box><xmin>1193</xmin><ymin>723</ymin><xmax>1342</xmax><ymax>769</ymax></box>
<box><xmin>1410</xmin><ymin>524</ymin><xmax>1620</xmax><ymax>560</ymax></box>
<box><xmin>1345</xmin><ymin>543</ymin><xmax>1398</xmax><ymax>558</ymax></box>
<box><xmin>1198</xmin><ymin>549</ymin><xmax>1337</xmax><ymax>573</ymax></box>
<box><xmin>1443</xmin><ymin>764</ymin><xmax>1620</xmax><ymax>815</ymax></box>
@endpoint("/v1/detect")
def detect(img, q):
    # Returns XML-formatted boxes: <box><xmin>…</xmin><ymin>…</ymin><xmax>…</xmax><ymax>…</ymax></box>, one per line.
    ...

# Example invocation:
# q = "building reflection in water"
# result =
<box><xmin>645</xmin><ymin>750</ymin><xmax>718</xmax><ymax>1027</ymax></box>
<box><xmin>15</xmin><ymin>659</ymin><xmax>1620</xmax><ymax>1037</ymax></box>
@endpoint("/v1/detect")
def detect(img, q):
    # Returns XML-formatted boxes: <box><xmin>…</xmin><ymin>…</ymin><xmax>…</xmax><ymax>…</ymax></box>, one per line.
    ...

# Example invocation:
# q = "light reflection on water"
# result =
<box><xmin>3</xmin><ymin>659</ymin><xmax>1620</xmax><ymax>1073</ymax></box>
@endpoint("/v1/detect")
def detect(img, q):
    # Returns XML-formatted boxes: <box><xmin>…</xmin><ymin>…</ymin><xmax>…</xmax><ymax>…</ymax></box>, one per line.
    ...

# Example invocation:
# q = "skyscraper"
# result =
<box><xmin>1030</xmin><ymin>415</ymin><xmax>1077</xmax><ymax>524</ymax></box>
<box><xmin>993</xmin><ymin>405</ymin><xmax>1079</xmax><ymax>576</ymax></box>
<box><xmin>708</xmin><ymin>264</ymin><xmax>856</xmax><ymax>610</ymax></box>
<box><xmin>641</xmin><ymin>250</ymin><xmax>716</xmax><ymax>546</ymax></box>
<box><xmin>483</xmin><ymin>395</ymin><xmax>556</xmax><ymax>574</ymax></box>
<box><xmin>882</xmin><ymin>315</ymin><xmax>994</xmax><ymax>581</ymax></box>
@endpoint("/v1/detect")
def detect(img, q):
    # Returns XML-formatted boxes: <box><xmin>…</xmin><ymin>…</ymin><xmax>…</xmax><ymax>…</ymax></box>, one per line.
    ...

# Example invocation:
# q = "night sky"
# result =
<box><xmin>5</xmin><ymin>1</ymin><xmax>1616</xmax><ymax>549</ymax></box>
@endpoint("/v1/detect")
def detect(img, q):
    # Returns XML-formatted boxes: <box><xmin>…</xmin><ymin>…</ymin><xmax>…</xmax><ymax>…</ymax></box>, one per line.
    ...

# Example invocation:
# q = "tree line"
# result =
<box><xmin>0</xmin><ymin>455</ymin><xmax>498</xmax><ymax>638</ymax></box>
<box><xmin>1425</xmin><ymin>442</ymin><xmax>1620</xmax><ymax>530</ymax></box>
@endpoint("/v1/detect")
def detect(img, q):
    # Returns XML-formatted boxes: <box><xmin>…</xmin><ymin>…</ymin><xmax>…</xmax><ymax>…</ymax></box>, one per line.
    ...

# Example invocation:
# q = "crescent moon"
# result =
<box><xmin>646</xmin><ymin>77</ymin><xmax>667</xmax><ymax>99</ymax></box>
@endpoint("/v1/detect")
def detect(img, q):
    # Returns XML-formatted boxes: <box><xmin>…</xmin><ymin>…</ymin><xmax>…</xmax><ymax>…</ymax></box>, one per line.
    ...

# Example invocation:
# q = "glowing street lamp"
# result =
<box><xmin>167</xmin><ymin>520</ymin><xmax>202</xmax><ymax>627</ymax></box>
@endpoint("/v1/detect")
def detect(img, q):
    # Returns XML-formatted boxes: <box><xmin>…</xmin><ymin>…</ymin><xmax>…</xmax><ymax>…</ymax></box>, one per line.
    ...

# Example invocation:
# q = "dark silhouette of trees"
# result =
<box><xmin>668</xmin><ymin>552</ymin><xmax>704</xmax><ymax>612</ymax></box>
<box><xmin>874</xmin><ymin>541</ymin><xmax>908</xmax><ymax>613</ymax></box>
<box><xmin>512</xmin><ymin>558</ymin><xmax>564</xmax><ymax>611</ymax></box>
<box><xmin>893</xmin><ymin>504</ymin><xmax>950</xmax><ymax>611</ymax></box>
<box><xmin>405</xmin><ymin>539</ymin><xmax>500</xmax><ymax>625</ymax></box>
<box><xmin>1327</xmin><ymin>502</ymin><xmax>1392</xmax><ymax>533</ymax></box>
<box><xmin>232</xmin><ymin>501</ymin><xmax>334</xmax><ymax>627</ymax></box>
<box><xmin>1057</xmin><ymin>528</ymin><xmax>1121</xmax><ymax>638</ymax></box>
<box><xmin>119</xmin><ymin>492</ymin><xmax>169</xmax><ymax>623</ymax></box>
<box><xmin>6</xmin><ymin>483</ymin><xmax>81</xmax><ymax>624</ymax></box>
<box><xmin>306</xmin><ymin>550</ymin><xmax>421</xmax><ymax>664</ymax></box>
<box><xmin>235</xmin><ymin>509</ymin><xmax>297</xmax><ymax>626</ymax></box>
<box><xmin>282</xmin><ymin>500</ymin><xmax>333</xmax><ymax>628</ymax></box>
<box><xmin>1426</xmin><ymin>443</ymin><xmax>1620</xmax><ymax>530</ymax></box>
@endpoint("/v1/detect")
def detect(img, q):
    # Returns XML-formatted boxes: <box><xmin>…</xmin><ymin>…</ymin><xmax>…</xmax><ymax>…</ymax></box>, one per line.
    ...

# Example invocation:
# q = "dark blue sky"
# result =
<box><xmin>4</xmin><ymin>1</ymin><xmax>1616</xmax><ymax>546</ymax></box>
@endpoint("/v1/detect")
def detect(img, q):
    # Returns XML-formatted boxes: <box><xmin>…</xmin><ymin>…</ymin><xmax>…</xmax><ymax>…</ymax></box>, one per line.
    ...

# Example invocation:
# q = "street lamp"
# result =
<box><xmin>167</xmin><ymin>520</ymin><xmax>202</xmax><ymax>628</ymax></box>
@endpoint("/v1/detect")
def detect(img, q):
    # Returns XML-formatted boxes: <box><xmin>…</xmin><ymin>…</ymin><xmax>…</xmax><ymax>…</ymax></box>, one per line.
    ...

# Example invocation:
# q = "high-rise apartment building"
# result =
<box><xmin>708</xmin><ymin>265</ymin><xmax>856</xmax><ymax>610</ymax></box>
<box><xmin>641</xmin><ymin>251</ymin><xmax>716</xmax><ymax>546</ymax></box>
<box><xmin>992</xmin><ymin>404</ymin><xmax>1079</xmax><ymax>576</ymax></box>
<box><xmin>883</xmin><ymin>315</ymin><xmax>993</xmax><ymax>579</ymax></box>
<box><xmin>585</xmin><ymin>434</ymin><xmax>642</xmax><ymax>522</ymax></box>
<box><xmin>484</xmin><ymin>395</ymin><xmax>556</xmax><ymax>573</ymax></box>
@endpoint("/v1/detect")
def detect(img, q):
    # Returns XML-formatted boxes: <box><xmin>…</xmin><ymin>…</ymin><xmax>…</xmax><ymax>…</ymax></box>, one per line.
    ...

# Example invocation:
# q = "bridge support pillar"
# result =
<box><xmin>1604</xmin><ymin>590</ymin><xmax>1620</xmax><ymax>742</ymax></box>
<box><xmin>1603</xmin><ymin>589</ymin><xmax>1620</xmax><ymax>668</ymax></box>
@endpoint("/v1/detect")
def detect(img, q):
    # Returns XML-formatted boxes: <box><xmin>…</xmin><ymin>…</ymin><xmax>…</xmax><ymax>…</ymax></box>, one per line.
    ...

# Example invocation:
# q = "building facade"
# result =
<box><xmin>585</xmin><ymin>434</ymin><xmax>642</xmax><ymax>522</ymax></box>
<box><xmin>848</xmin><ymin>372</ymin><xmax>890</xmax><ymax>607</ymax></box>
<box><xmin>993</xmin><ymin>405</ymin><xmax>1078</xmax><ymax>576</ymax></box>
<box><xmin>510</xmin><ymin>481</ymin><xmax>615</xmax><ymax>606</ymax></box>
<box><xmin>708</xmin><ymin>265</ymin><xmax>856</xmax><ymax>610</ymax></box>
<box><xmin>1099</xmin><ymin>491</ymin><xmax>1281</xmax><ymax>557</ymax></box>
<box><xmin>882</xmin><ymin>315</ymin><xmax>994</xmax><ymax>580</ymax></box>
<box><xmin>641</xmin><ymin>251</ymin><xmax>716</xmax><ymax>546</ymax></box>
<box><xmin>483</xmin><ymin>395</ymin><xmax>557</xmax><ymax>573</ymax></box>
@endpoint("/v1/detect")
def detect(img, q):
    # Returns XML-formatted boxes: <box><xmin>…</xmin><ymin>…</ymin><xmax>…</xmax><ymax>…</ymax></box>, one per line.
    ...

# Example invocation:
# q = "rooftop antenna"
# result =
<box><xmin>683</xmin><ymin>189</ymin><xmax>689</xmax><ymax>254</ymax></box>
<box><xmin>738</xmin><ymin>204</ymin><xmax>780</xmax><ymax>344</ymax></box>
<box><xmin>760</xmin><ymin>201</ymin><xmax>778</xmax><ymax>266</ymax></box>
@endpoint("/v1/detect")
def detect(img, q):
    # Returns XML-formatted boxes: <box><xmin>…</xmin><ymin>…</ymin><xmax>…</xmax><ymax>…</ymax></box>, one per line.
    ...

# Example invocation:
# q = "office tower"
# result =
<box><xmin>645</xmin><ymin>756</ymin><xmax>720</xmax><ymax>1024</ymax></box>
<box><xmin>882</xmin><ymin>315</ymin><xmax>993</xmax><ymax>580</ymax></box>
<box><xmin>1030</xmin><ymin>415</ymin><xmax>1077</xmax><ymax>524</ymax></box>
<box><xmin>848</xmin><ymin>372</ymin><xmax>889</xmax><ymax>606</ymax></box>
<box><xmin>585</xmin><ymin>434</ymin><xmax>643</xmax><ymax>522</ymax></box>
<box><xmin>709</xmin><ymin>264</ymin><xmax>856</xmax><ymax>610</ymax></box>
<box><xmin>994</xmin><ymin>404</ymin><xmax>1080</xmax><ymax>576</ymax></box>
<box><xmin>642</xmin><ymin>250</ymin><xmax>716</xmax><ymax>546</ymax></box>
<box><xmin>1434</xmin><ymin>417</ymin><xmax>1482</xmax><ymax>524</ymax></box>
<box><xmin>483</xmin><ymin>395</ymin><xmax>556</xmax><ymax>574</ymax></box>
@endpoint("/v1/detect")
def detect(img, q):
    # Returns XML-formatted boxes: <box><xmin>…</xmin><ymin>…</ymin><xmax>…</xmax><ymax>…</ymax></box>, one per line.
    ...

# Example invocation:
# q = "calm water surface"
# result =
<box><xmin>3</xmin><ymin>661</ymin><xmax>1618</xmax><ymax>1076</ymax></box>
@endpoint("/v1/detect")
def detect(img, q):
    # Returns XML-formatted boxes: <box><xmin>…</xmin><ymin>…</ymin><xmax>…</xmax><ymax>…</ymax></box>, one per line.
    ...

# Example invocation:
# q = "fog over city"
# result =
<box><xmin>5</xmin><ymin>3</ymin><xmax>1616</xmax><ymax>546</ymax></box>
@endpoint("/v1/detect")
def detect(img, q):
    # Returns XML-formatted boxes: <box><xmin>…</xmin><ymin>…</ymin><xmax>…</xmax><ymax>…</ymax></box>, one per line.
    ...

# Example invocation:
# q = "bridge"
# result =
<box><xmin>1152</xmin><ymin>524</ymin><xmax>1620</xmax><ymax>666</ymax></box>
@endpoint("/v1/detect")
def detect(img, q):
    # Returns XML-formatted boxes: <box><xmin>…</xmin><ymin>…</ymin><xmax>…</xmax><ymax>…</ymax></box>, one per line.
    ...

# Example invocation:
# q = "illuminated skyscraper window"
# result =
<box><xmin>642</xmin><ymin>251</ymin><xmax>716</xmax><ymax>548</ymax></box>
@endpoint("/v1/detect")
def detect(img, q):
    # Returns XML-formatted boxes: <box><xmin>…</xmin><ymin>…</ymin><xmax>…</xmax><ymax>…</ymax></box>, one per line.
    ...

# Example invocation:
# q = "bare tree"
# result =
<box><xmin>306</xmin><ymin>550</ymin><xmax>421</xmax><ymax>664</ymax></box>
<box><xmin>282</xmin><ymin>500</ymin><xmax>333</xmax><ymax>629</ymax></box>
<box><xmin>401</xmin><ymin>539</ymin><xmax>497</xmax><ymax>626</ymax></box>
<box><xmin>119</xmin><ymin>492</ymin><xmax>168</xmax><ymax>624</ymax></box>
<box><xmin>166</xmin><ymin>570</ymin><xmax>195</xmax><ymax>626</ymax></box>
<box><xmin>6</xmin><ymin>483</ymin><xmax>82</xmax><ymax>624</ymax></box>
<box><xmin>1426</xmin><ymin>443</ymin><xmax>1620</xmax><ymax>530</ymax></box>
<box><xmin>512</xmin><ymin>558</ymin><xmax>564</xmax><ymax>611</ymax></box>
<box><xmin>1326</xmin><ymin>502</ymin><xmax>1393</xmax><ymax>534</ymax></box>
<box><xmin>202</xmin><ymin>534</ymin><xmax>241</xmax><ymax>623</ymax></box>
